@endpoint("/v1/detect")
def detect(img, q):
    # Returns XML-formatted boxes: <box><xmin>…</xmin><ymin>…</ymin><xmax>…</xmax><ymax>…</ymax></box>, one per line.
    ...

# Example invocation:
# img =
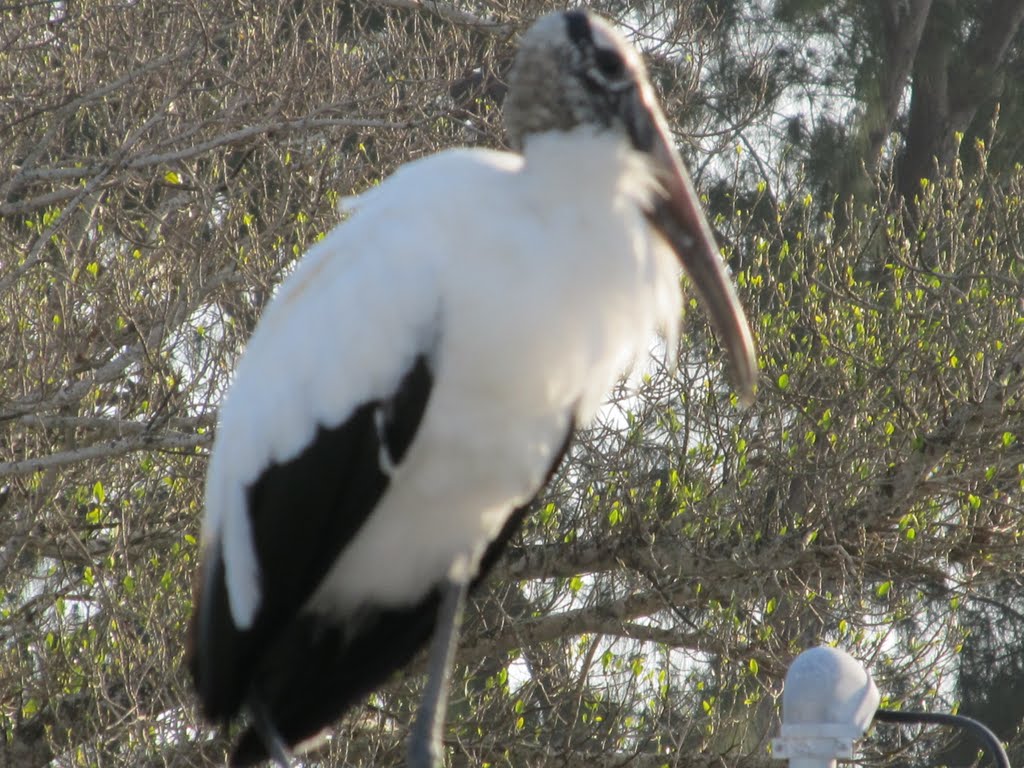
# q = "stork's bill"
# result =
<box><xmin>188</xmin><ymin>9</ymin><xmax>757</xmax><ymax>767</ymax></box>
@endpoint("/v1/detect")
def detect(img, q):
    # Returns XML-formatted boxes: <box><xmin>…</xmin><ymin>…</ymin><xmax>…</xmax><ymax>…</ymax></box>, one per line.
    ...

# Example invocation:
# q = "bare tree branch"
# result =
<box><xmin>365</xmin><ymin>0</ymin><xmax>515</xmax><ymax>35</ymax></box>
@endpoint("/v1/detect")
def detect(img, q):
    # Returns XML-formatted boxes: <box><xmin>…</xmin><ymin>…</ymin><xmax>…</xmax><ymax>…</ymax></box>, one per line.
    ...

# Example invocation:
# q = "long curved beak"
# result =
<box><xmin>627</xmin><ymin>86</ymin><xmax>758</xmax><ymax>406</ymax></box>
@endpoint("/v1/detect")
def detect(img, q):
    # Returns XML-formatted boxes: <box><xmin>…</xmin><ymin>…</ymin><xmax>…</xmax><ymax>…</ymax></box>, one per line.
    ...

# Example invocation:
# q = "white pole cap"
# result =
<box><xmin>771</xmin><ymin>646</ymin><xmax>881</xmax><ymax>768</ymax></box>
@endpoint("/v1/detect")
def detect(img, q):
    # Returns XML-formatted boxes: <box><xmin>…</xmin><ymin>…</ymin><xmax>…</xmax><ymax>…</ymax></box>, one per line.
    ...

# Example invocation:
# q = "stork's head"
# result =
<box><xmin>505</xmin><ymin>10</ymin><xmax>758</xmax><ymax>406</ymax></box>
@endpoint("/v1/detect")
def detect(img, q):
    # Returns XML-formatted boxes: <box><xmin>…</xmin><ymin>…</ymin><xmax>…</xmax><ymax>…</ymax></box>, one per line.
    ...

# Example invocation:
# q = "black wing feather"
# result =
<box><xmin>226</xmin><ymin>419</ymin><xmax>576</xmax><ymax>766</ymax></box>
<box><xmin>188</xmin><ymin>355</ymin><xmax>433</xmax><ymax>722</ymax></box>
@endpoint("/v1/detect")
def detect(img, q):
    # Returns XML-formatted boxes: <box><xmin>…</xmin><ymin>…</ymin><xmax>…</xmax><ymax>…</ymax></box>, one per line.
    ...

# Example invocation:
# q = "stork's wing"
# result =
<box><xmin>187</xmin><ymin>215</ymin><xmax>442</xmax><ymax>723</ymax></box>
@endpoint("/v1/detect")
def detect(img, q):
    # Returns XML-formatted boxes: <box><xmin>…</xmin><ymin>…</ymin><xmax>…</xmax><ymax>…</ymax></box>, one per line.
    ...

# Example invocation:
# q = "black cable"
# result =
<box><xmin>874</xmin><ymin>708</ymin><xmax>1011</xmax><ymax>768</ymax></box>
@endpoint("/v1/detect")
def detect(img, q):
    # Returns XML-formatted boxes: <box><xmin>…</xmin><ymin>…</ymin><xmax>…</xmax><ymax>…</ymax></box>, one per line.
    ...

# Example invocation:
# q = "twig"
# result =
<box><xmin>366</xmin><ymin>0</ymin><xmax>514</xmax><ymax>35</ymax></box>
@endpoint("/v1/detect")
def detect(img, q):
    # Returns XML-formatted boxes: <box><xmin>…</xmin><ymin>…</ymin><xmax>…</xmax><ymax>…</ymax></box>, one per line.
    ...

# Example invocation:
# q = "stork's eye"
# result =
<box><xmin>593</xmin><ymin>47</ymin><xmax>626</xmax><ymax>80</ymax></box>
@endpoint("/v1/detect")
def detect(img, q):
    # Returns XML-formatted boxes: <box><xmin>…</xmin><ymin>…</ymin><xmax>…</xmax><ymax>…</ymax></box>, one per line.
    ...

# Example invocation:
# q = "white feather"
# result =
<box><xmin>204</xmin><ymin>127</ymin><xmax>681</xmax><ymax>628</ymax></box>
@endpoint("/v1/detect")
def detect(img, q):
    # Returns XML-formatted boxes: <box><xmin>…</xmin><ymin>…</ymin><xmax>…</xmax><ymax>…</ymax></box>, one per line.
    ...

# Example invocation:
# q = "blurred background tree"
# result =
<box><xmin>1</xmin><ymin>1</ymin><xmax>1022</xmax><ymax>767</ymax></box>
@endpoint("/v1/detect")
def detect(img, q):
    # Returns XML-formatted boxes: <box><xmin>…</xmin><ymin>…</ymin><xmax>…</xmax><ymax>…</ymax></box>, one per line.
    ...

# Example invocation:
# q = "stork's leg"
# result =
<box><xmin>249</xmin><ymin>699</ymin><xmax>293</xmax><ymax>768</ymax></box>
<box><xmin>408</xmin><ymin>578</ymin><xmax>469</xmax><ymax>768</ymax></box>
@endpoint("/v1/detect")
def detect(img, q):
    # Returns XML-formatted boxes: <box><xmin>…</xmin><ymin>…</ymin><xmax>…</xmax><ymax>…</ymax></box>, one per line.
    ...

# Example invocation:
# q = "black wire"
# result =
<box><xmin>874</xmin><ymin>708</ymin><xmax>1011</xmax><ymax>768</ymax></box>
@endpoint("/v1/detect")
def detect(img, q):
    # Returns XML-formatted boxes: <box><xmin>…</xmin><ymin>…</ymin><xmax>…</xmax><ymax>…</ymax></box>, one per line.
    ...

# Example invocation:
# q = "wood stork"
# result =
<box><xmin>188</xmin><ymin>9</ymin><xmax>757</xmax><ymax>767</ymax></box>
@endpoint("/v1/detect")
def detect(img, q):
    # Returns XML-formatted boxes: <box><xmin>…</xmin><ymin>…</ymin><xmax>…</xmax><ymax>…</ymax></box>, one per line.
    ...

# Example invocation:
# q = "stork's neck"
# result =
<box><xmin>519</xmin><ymin>127</ymin><xmax>658</xmax><ymax>212</ymax></box>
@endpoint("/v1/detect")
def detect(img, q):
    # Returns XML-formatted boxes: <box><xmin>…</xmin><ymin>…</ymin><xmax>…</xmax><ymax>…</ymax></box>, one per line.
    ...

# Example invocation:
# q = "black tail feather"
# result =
<box><xmin>229</xmin><ymin>590</ymin><xmax>442</xmax><ymax>765</ymax></box>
